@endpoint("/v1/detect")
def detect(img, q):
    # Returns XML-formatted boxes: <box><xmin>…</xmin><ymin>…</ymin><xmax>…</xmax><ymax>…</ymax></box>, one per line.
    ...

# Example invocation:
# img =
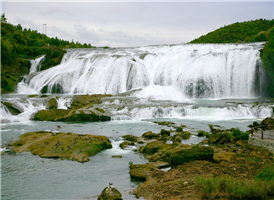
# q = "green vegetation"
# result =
<box><xmin>196</xmin><ymin>175</ymin><xmax>274</xmax><ymax>199</ymax></box>
<box><xmin>190</xmin><ymin>19</ymin><xmax>274</xmax><ymax>44</ymax></box>
<box><xmin>198</xmin><ymin>126</ymin><xmax>249</xmax><ymax>143</ymax></box>
<box><xmin>255</xmin><ymin>163</ymin><xmax>274</xmax><ymax>182</ymax></box>
<box><xmin>1</xmin><ymin>13</ymin><xmax>96</xmax><ymax>94</ymax></box>
<box><xmin>196</xmin><ymin>163</ymin><xmax>274</xmax><ymax>199</ymax></box>
<box><xmin>262</xmin><ymin>26</ymin><xmax>274</xmax><ymax>97</ymax></box>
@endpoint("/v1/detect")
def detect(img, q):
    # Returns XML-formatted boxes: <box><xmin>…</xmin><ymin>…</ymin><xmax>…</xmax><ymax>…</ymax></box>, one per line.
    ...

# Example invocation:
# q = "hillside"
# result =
<box><xmin>1</xmin><ymin>13</ymin><xmax>95</xmax><ymax>93</ymax></box>
<box><xmin>189</xmin><ymin>19</ymin><xmax>274</xmax><ymax>44</ymax></box>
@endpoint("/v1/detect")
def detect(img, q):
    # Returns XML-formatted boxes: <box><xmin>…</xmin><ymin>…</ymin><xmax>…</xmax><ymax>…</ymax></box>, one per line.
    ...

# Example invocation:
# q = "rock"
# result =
<box><xmin>175</xmin><ymin>132</ymin><xmax>191</xmax><ymax>139</ymax></box>
<box><xmin>208</xmin><ymin>133</ymin><xmax>231</xmax><ymax>144</ymax></box>
<box><xmin>160</xmin><ymin>129</ymin><xmax>170</xmax><ymax>137</ymax></box>
<box><xmin>170</xmin><ymin>146</ymin><xmax>214</xmax><ymax>165</ymax></box>
<box><xmin>139</xmin><ymin>141</ymin><xmax>168</xmax><ymax>154</ymax></box>
<box><xmin>98</xmin><ymin>184</ymin><xmax>122</xmax><ymax>200</ymax></box>
<box><xmin>201</xmin><ymin>140</ymin><xmax>209</xmax><ymax>144</ymax></box>
<box><xmin>119</xmin><ymin>141</ymin><xmax>134</xmax><ymax>149</ymax></box>
<box><xmin>122</xmin><ymin>134</ymin><xmax>138</xmax><ymax>142</ymax></box>
<box><xmin>171</xmin><ymin>135</ymin><xmax>182</xmax><ymax>143</ymax></box>
<box><xmin>9</xmin><ymin>131</ymin><xmax>112</xmax><ymax>163</ymax></box>
<box><xmin>32</xmin><ymin>109</ymin><xmax>111</xmax><ymax>122</ymax></box>
<box><xmin>129</xmin><ymin>164</ymin><xmax>160</xmax><ymax>181</ymax></box>
<box><xmin>2</xmin><ymin>101</ymin><xmax>22</xmax><ymax>115</ymax></box>
<box><xmin>147</xmin><ymin>161</ymin><xmax>170</xmax><ymax>169</ymax></box>
<box><xmin>112</xmin><ymin>155</ymin><xmax>122</xmax><ymax>158</ymax></box>
<box><xmin>213</xmin><ymin>152</ymin><xmax>236</xmax><ymax>162</ymax></box>
<box><xmin>142</xmin><ymin>131</ymin><xmax>159</xmax><ymax>140</ymax></box>
<box><xmin>47</xmin><ymin>98</ymin><xmax>58</xmax><ymax>110</ymax></box>
<box><xmin>155</xmin><ymin>121</ymin><xmax>175</xmax><ymax>126</ymax></box>
<box><xmin>72</xmin><ymin>94</ymin><xmax>112</xmax><ymax>109</ymax></box>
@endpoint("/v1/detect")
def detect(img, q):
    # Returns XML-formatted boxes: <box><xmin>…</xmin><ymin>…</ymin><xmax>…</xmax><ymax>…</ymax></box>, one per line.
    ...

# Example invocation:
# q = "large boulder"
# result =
<box><xmin>10</xmin><ymin>131</ymin><xmax>112</xmax><ymax>162</ymax></box>
<box><xmin>98</xmin><ymin>185</ymin><xmax>122</xmax><ymax>200</ymax></box>
<box><xmin>170</xmin><ymin>146</ymin><xmax>214</xmax><ymax>165</ymax></box>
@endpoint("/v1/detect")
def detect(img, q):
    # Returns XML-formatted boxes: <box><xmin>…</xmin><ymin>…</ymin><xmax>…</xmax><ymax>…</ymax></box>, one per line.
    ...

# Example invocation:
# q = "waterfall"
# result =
<box><xmin>17</xmin><ymin>43</ymin><xmax>265</xmax><ymax>99</ymax></box>
<box><xmin>29</xmin><ymin>55</ymin><xmax>46</xmax><ymax>74</ymax></box>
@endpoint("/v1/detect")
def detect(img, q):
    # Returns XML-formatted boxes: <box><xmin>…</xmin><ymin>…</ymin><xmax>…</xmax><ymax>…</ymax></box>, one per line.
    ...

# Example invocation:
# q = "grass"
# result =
<box><xmin>255</xmin><ymin>163</ymin><xmax>274</xmax><ymax>182</ymax></box>
<box><xmin>196</xmin><ymin>164</ymin><xmax>274</xmax><ymax>199</ymax></box>
<box><xmin>196</xmin><ymin>175</ymin><xmax>274</xmax><ymax>199</ymax></box>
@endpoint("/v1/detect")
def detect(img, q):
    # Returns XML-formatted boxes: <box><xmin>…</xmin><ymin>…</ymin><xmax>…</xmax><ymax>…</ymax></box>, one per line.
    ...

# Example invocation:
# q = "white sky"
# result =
<box><xmin>1</xmin><ymin>0</ymin><xmax>273</xmax><ymax>47</ymax></box>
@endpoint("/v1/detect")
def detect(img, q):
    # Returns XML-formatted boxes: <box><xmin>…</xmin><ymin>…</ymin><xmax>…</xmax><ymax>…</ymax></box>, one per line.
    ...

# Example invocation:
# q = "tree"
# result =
<box><xmin>262</xmin><ymin>26</ymin><xmax>274</xmax><ymax>96</ymax></box>
<box><xmin>1</xmin><ymin>13</ymin><xmax>7</xmax><ymax>23</ymax></box>
<box><xmin>16</xmin><ymin>24</ymin><xmax>22</xmax><ymax>31</ymax></box>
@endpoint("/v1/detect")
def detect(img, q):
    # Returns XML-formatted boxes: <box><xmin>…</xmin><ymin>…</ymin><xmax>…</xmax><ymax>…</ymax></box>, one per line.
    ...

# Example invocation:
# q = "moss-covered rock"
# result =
<box><xmin>122</xmin><ymin>134</ymin><xmax>138</xmax><ymax>142</ymax></box>
<box><xmin>32</xmin><ymin>109</ymin><xmax>111</xmax><ymax>122</ymax></box>
<box><xmin>139</xmin><ymin>141</ymin><xmax>167</xmax><ymax>154</ymax></box>
<box><xmin>142</xmin><ymin>131</ymin><xmax>159</xmax><ymax>140</ymax></box>
<box><xmin>9</xmin><ymin>131</ymin><xmax>112</xmax><ymax>162</ymax></box>
<box><xmin>71</xmin><ymin>94</ymin><xmax>112</xmax><ymax>108</ymax></box>
<box><xmin>208</xmin><ymin>133</ymin><xmax>231</xmax><ymax>144</ymax></box>
<box><xmin>129</xmin><ymin>164</ymin><xmax>161</xmax><ymax>181</ymax></box>
<box><xmin>47</xmin><ymin>98</ymin><xmax>58</xmax><ymax>110</ymax></box>
<box><xmin>98</xmin><ymin>185</ymin><xmax>123</xmax><ymax>200</ymax></box>
<box><xmin>119</xmin><ymin>141</ymin><xmax>134</xmax><ymax>149</ymax></box>
<box><xmin>160</xmin><ymin>129</ymin><xmax>170</xmax><ymax>137</ymax></box>
<box><xmin>2</xmin><ymin>101</ymin><xmax>21</xmax><ymax>115</ymax></box>
<box><xmin>170</xmin><ymin>146</ymin><xmax>214</xmax><ymax>165</ymax></box>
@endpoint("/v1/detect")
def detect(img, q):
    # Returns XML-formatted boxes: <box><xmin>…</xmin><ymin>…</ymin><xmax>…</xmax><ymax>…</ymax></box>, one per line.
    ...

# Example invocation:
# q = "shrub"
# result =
<box><xmin>255</xmin><ymin>163</ymin><xmax>274</xmax><ymax>182</ymax></box>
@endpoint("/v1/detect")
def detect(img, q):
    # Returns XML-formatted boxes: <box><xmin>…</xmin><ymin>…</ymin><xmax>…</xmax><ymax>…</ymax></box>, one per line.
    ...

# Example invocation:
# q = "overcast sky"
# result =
<box><xmin>2</xmin><ymin>0</ymin><xmax>273</xmax><ymax>47</ymax></box>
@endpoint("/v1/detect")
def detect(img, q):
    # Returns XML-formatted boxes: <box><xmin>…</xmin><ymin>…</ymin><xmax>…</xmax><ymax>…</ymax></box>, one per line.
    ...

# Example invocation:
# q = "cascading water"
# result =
<box><xmin>17</xmin><ymin>43</ymin><xmax>266</xmax><ymax>99</ymax></box>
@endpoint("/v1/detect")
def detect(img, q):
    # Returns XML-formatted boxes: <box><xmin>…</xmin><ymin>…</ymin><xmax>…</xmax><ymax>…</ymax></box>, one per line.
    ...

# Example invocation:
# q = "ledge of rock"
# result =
<box><xmin>9</xmin><ymin>131</ymin><xmax>112</xmax><ymax>162</ymax></box>
<box><xmin>32</xmin><ymin>109</ymin><xmax>111</xmax><ymax>122</ymax></box>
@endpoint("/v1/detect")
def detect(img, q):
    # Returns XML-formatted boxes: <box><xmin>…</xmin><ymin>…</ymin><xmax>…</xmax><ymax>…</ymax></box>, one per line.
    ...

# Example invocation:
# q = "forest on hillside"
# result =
<box><xmin>189</xmin><ymin>19</ymin><xmax>274</xmax><ymax>44</ymax></box>
<box><xmin>1</xmin><ymin>13</ymin><xmax>96</xmax><ymax>93</ymax></box>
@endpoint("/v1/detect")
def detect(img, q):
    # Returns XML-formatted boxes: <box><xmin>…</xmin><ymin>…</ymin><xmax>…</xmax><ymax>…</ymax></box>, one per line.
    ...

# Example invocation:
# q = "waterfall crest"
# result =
<box><xmin>17</xmin><ymin>43</ymin><xmax>265</xmax><ymax>99</ymax></box>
